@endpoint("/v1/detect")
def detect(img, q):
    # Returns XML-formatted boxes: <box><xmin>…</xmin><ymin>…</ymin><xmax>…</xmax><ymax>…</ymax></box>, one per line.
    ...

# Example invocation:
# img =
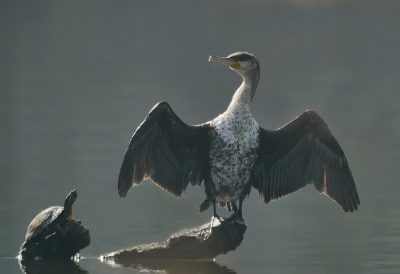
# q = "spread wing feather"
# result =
<box><xmin>251</xmin><ymin>110</ymin><xmax>360</xmax><ymax>212</ymax></box>
<box><xmin>118</xmin><ymin>101</ymin><xmax>213</xmax><ymax>198</ymax></box>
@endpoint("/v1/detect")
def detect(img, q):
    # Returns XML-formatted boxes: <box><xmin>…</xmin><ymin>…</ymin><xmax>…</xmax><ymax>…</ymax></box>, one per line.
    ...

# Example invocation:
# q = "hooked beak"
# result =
<box><xmin>209</xmin><ymin>56</ymin><xmax>240</xmax><ymax>69</ymax></box>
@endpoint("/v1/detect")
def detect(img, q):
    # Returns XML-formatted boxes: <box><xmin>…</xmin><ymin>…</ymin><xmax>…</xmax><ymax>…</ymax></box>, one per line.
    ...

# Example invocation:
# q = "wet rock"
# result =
<box><xmin>102</xmin><ymin>218</ymin><xmax>246</xmax><ymax>262</ymax></box>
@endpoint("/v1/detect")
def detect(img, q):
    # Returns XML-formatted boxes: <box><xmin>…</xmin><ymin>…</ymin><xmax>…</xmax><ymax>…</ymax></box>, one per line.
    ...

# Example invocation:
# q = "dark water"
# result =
<box><xmin>1</xmin><ymin>1</ymin><xmax>400</xmax><ymax>273</ymax></box>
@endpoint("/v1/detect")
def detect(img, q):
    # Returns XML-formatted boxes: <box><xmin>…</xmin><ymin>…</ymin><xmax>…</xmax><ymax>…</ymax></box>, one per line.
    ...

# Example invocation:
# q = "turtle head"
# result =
<box><xmin>64</xmin><ymin>189</ymin><xmax>78</xmax><ymax>211</ymax></box>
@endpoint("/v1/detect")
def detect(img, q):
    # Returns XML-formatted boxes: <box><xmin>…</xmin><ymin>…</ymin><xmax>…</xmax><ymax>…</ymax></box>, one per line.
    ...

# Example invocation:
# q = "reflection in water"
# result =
<box><xmin>108</xmin><ymin>260</ymin><xmax>235</xmax><ymax>274</ymax></box>
<box><xmin>18</xmin><ymin>257</ymin><xmax>89</xmax><ymax>274</ymax></box>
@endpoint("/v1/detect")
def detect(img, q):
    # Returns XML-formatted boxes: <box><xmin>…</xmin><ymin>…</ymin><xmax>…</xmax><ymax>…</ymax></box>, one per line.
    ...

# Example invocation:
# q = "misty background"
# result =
<box><xmin>1</xmin><ymin>1</ymin><xmax>400</xmax><ymax>273</ymax></box>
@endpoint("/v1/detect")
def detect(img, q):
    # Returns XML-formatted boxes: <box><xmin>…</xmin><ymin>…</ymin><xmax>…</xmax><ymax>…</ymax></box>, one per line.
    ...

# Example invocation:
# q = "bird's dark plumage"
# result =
<box><xmin>118</xmin><ymin>52</ymin><xmax>360</xmax><ymax>220</ymax></box>
<box><xmin>118</xmin><ymin>102</ymin><xmax>213</xmax><ymax>198</ymax></box>
<box><xmin>251</xmin><ymin>110</ymin><xmax>359</xmax><ymax>212</ymax></box>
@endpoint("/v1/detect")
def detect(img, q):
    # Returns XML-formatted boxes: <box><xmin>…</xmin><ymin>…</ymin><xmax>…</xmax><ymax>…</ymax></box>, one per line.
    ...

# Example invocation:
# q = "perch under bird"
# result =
<box><xmin>117</xmin><ymin>52</ymin><xmax>360</xmax><ymax>222</ymax></box>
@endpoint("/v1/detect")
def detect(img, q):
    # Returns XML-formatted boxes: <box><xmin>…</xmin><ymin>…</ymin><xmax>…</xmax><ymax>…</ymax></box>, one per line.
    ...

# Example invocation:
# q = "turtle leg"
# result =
<box><xmin>56</xmin><ymin>223</ymin><xmax>67</xmax><ymax>237</ymax></box>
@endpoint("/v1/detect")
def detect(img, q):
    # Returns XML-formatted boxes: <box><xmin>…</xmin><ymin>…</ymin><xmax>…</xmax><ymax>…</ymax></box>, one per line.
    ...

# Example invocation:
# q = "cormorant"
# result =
<box><xmin>118</xmin><ymin>52</ymin><xmax>360</xmax><ymax>222</ymax></box>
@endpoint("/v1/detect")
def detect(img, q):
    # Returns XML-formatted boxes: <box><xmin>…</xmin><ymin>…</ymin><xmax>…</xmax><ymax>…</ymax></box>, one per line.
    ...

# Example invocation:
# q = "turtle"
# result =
<box><xmin>20</xmin><ymin>189</ymin><xmax>78</xmax><ymax>252</ymax></box>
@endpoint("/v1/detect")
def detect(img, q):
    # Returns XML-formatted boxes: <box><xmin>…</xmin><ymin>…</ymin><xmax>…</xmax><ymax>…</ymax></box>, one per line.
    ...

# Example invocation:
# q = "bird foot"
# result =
<box><xmin>210</xmin><ymin>214</ymin><xmax>223</xmax><ymax>229</ymax></box>
<box><xmin>210</xmin><ymin>213</ymin><xmax>246</xmax><ymax>228</ymax></box>
<box><xmin>224</xmin><ymin>213</ymin><xmax>246</xmax><ymax>225</ymax></box>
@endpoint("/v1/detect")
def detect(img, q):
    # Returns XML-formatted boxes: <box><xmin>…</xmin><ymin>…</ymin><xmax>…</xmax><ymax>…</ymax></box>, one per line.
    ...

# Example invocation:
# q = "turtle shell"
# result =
<box><xmin>25</xmin><ymin>206</ymin><xmax>64</xmax><ymax>242</ymax></box>
<box><xmin>24</xmin><ymin>190</ymin><xmax>77</xmax><ymax>243</ymax></box>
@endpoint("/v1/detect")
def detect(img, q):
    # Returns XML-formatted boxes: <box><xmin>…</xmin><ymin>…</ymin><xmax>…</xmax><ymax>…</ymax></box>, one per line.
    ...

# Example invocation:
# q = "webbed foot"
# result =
<box><xmin>223</xmin><ymin>211</ymin><xmax>246</xmax><ymax>225</ymax></box>
<box><xmin>210</xmin><ymin>214</ymin><xmax>223</xmax><ymax>228</ymax></box>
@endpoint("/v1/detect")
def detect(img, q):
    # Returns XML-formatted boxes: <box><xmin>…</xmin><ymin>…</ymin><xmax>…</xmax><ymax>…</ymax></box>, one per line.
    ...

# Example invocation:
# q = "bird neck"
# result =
<box><xmin>227</xmin><ymin>72</ymin><xmax>259</xmax><ymax>112</ymax></box>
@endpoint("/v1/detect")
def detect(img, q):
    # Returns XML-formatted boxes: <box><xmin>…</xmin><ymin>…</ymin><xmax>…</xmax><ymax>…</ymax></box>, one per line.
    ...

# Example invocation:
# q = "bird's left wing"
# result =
<box><xmin>250</xmin><ymin>110</ymin><xmax>360</xmax><ymax>212</ymax></box>
<box><xmin>118</xmin><ymin>101</ymin><xmax>213</xmax><ymax>198</ymax></box>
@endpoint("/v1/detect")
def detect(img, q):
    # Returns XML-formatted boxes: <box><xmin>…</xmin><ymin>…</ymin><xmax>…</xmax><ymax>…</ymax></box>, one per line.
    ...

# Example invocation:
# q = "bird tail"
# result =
<box><xmin>199</xmin><ymin>199</ymin><xmax>212</xmax><ymax>212</ymax></box>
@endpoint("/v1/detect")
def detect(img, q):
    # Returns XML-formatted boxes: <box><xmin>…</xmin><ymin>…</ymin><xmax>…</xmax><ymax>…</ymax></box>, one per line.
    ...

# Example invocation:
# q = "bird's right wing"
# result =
<box><xmin>118</xmin><ymin>101</ymin><xmax>213</xmax><ymax>198</ymax></box>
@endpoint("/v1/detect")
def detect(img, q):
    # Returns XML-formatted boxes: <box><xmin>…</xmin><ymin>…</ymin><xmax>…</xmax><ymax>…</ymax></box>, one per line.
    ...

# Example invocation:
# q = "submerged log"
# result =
<box><xmin>19</xmin><ymin>220</ymin><xmax>90</xmax><ymax>261</ymax></box>
<box><xmin>103</xmin><ymin>217</ymin><xmax>247</xmax><ymax>262</ymax></box>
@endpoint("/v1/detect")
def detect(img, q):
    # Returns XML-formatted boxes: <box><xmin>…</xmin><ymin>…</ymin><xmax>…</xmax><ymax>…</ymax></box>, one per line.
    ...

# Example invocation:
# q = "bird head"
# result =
<box><xmin>209</xmin><ymin>52</ymin><xmax>260</xmax><ymax>79</ymax></box>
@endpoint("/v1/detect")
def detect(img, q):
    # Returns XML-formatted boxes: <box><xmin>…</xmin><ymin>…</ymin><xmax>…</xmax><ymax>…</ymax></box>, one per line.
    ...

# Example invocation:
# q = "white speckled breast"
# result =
<box><xmin>210</xmin><ymin>105</ymin><xmax>260</xmax><ymax>204</ymax></box>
